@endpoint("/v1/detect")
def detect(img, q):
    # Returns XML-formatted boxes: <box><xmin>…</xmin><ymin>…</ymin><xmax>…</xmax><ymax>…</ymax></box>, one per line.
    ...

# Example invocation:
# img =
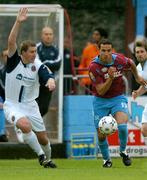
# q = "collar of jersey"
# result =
<box><xmin>94</xmin><ymin>54</ymin><xmax>117</xmax><ymax>67</ymax></box>
<box><xmin>21</xmin><ymin>59</ymin><xmax>31</xmax><ymax>68</ymax></box>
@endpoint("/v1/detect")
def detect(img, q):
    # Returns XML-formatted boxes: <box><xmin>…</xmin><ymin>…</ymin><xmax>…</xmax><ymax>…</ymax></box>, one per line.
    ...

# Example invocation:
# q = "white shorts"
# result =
<box><xmin>142</xmin><ymin>104</ymin><xmax>147</xmax><ymax>124</ymax></box>
<box><xmin>3</xmin><ymin>100</ymin><xmax>46</xmax><ymax>132</ymax></box>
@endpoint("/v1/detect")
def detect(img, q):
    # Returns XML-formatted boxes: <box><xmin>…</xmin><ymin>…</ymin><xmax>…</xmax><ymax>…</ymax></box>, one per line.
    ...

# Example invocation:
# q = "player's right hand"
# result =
<box><xmin>17</xmin><ymin>8</ymin><xmax>28</xmax><ymax>23</ymax></box>
<box><xmin>108</xmin><ymin>67</ymin><xmax>116</xmax><ymax>79</ymax></box>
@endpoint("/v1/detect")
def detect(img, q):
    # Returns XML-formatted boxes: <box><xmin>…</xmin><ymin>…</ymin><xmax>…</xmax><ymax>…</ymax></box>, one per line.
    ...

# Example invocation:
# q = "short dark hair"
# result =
<box><xmin>134</xmin><ymin>40</ymin><xmax>147</xmax><ymax>52</ymax></box>
<box><xmin>20</xmin><ymin>40</ymin><xmax>36</xmax><ymax>54</ymax></box>
<box><xmin>98</xmin><ymin>38</ymin><xmax>113</xmax><ymax>48</ymax></box>
<box><xmin>93</xmin><ymin>27</ymin><xmax>108</xmax><ymax>38</ymax></box>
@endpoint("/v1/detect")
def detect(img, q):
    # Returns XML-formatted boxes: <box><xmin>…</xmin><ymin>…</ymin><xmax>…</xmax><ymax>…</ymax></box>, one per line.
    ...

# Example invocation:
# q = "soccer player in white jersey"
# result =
<box><xmin>3</xmin><ymin>8</ymin><xmax>57</xmax><ymax>168</ymax></box>
<box><xmin>132</xmin><ymin>41</ymin><xmax>147</xmax><ymax>146</ymax></box>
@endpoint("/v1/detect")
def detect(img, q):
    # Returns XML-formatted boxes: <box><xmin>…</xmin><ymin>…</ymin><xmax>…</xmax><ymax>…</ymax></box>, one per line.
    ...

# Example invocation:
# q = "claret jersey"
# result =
<box><xmin>89</xmin><ymin>53</ymin><xmax>133</xmax><ymax>98</ymax></box>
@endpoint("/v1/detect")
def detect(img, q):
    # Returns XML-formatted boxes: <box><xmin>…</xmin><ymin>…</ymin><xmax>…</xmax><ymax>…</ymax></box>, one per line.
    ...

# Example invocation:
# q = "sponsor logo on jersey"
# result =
<box><xmin>16</xmin><ymin>74</ymin><xmax>23</xmax><ymax>80</ymax></box>
<box><xmin>16</xmin><ymin>74</ymin><xmax>34</xmax><ymax>82</ymax></box>
<box><xmin>104</xmin><ymin>71</ymin><xmax>122</xmax><ymax>79</ymax></box>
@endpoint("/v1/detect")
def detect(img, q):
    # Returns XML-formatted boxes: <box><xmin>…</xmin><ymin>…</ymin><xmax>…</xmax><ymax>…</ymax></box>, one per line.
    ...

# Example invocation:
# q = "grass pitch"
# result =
<box><xmin>0</xmin><ymin>158</ymin><xmax>147</xmax><ymax>180</ymax></box>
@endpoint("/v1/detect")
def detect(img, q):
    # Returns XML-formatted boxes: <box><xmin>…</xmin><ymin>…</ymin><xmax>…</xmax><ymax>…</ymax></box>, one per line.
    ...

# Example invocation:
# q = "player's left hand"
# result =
<box><xmin>132</xmin><ymin>90</ymin><xmax>138</xmax><ymax>100</ymax></box>
<box><xmin>45</xmin><ymin>78</ymin><xmax>56</xmax><ymax>91</ymax></box>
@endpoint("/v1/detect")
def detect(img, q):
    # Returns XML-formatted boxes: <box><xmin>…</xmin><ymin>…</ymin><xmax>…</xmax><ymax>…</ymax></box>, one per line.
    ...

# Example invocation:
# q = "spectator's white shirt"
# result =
<box><xmin>137</xmin><ymin>61</ymin><xmax>147</xmax><ymax>80</ymax></box>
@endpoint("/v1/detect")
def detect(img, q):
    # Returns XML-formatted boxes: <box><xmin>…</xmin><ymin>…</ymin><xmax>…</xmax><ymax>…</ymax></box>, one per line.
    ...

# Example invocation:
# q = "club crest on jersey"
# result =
<box><xmin>50</xmin><ymin>51</ymin><xmax>55</xmax><ymax>56</ymax></box>
<box><xmin>31</xmin><ymin>65</ymin><xmax>36</xmax><ymax>72</ymax></box>
<box><xmin>89</xmin><ymin>72</ymin><xmax>96</xmax><ymax>82</ymax></box>
<box><xmin>101</xmin><ymin>67</ymin><xmax>108</xmax><ymax>72</ymax></box>
<box><xmin>117</xmin><ymin>64</ymin><xmax>123</xmax><ymax>70</ymax></box>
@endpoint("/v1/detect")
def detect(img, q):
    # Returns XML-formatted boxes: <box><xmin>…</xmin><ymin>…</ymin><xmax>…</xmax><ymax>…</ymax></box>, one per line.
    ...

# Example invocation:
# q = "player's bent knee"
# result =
<box><xmin>16</xmin><ymin>119</ymin><xmax>32</xmax><ymax>133</ymax></box>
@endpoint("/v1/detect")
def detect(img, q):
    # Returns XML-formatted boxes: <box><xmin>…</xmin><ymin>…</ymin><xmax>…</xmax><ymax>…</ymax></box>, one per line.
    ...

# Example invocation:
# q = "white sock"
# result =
<box><xmin>23</xmin><ymin>131</ymin><xmax>44</xmax><ymax>156</ymax></box>
<box><xmin>144</xmin><ymin>137</ymin><xmax>147</xmax><ymax>145</ymax></box>
<box><xmin>41</xmin><ymin>142</ymin><xmax>51</xmax><ymax>161</ymax></box>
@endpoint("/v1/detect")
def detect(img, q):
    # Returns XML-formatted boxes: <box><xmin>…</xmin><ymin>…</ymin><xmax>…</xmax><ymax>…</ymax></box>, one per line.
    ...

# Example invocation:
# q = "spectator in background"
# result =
<box><xmin>63</xmin><ymin>37</ymin><xmax>80</xmax><ymax>95</ymax></box>
<box><xmin>128</xmin><ymin>35</ymin><xmax>147</xmax><ymax>60</ymax></box>
<box><xmin>0</xmin><ymin>49</ymin><xmax>8</xmax><ymax>142</ymax></box>
<box><xmin>132</xmin><ymin>41</ymin><xmax>147</xmax><ymax>146</ymax></box>
<box><xmin>128</xmin><ymin>36</ymin><xmax>147</xmax><ymax>91</ymax></box>
<box><xmin>36</xmin><ymin>26</ymin><xmax>61</xmax><ymax>116</ymax></box>
<box><xmin>78</xmin><ymin>27</ymin><xmax>108</xmax><ymax>93</ymax></box>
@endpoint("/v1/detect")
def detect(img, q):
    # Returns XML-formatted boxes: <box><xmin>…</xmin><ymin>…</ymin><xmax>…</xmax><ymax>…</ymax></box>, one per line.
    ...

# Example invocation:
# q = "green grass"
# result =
<box><xmin>0</xmin><ymin>158</ymin><xmax>147</xmax><ymax>180</ymax></box>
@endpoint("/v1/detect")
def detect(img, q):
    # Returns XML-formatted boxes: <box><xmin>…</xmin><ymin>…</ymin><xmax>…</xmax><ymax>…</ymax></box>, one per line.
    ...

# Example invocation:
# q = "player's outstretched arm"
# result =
<box><xmin>8</xmin><ymin>8</ymin><xmax>28</xmax><ymax>57</ymax></box>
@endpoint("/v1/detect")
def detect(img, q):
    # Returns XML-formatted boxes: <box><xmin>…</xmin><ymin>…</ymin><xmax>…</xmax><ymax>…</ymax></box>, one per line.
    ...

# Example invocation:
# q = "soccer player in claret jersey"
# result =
<box><xmin>3</xmin><ymin>8</ymin><xmax>57</xmax><ymax>168</ymax></box>
<box><xmin>89</xmin><ymin>39</ymin><xmax>147</xmax><ymax>168</ymax></box>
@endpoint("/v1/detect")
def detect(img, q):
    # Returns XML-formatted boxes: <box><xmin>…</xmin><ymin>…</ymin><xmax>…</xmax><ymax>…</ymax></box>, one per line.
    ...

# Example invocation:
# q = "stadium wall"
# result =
<box><xmin>0</xmin><ymin>143</ymin><xmax>66</xmax><ymax>159</ymax></box>
<box><xmin>63</xmin><ymin>95</ymin><xmax>147</xmax><ymax>158</ymax></box>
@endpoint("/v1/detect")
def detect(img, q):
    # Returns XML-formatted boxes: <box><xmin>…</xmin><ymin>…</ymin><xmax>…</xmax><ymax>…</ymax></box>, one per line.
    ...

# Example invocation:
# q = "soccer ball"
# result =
<box><xmin>99</xmin><ymin>115</ymin><xmax>117</xmax><ymax>135</ymax></box>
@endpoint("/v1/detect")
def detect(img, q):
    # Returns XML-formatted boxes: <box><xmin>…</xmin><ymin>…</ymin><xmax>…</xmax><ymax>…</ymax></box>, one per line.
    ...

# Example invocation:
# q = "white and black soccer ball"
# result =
<box><xmin>99</xmin><ymin>115</ymin><xmax>117</xmax><ymax>135</ymax></box>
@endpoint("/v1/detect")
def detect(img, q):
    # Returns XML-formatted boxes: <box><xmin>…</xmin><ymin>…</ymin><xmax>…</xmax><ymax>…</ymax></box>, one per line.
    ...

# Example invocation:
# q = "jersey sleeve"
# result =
<box><xmin>6</xmin><ymin>50</ymin><xmax>20</xmax><ymax>73</ymax></box>
<box><xmin>89</xmin><ymin>63</ymin><xmax>103</xmax><ymax>85</ymax></box>
<box><xmin>123</xmin><ymin>57</ymin><xmax>133</xmax><ymax>70</ymax></box>
<box><xmin>43</xmin><ymin>51</ymin><xmax>61</xmax><ymax>72</ymax></box>
<box><xmin>38</xmin><ymin>64</ymin><xmax>54</xmax><ymax>86</ymax></box>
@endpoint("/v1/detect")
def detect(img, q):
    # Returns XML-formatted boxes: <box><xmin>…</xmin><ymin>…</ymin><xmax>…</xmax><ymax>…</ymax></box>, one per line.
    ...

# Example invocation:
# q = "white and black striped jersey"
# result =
<box><xmin>5</xmin><ymin>50</ymin><xmax>54</xmax><ymax>103</ymax></box>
